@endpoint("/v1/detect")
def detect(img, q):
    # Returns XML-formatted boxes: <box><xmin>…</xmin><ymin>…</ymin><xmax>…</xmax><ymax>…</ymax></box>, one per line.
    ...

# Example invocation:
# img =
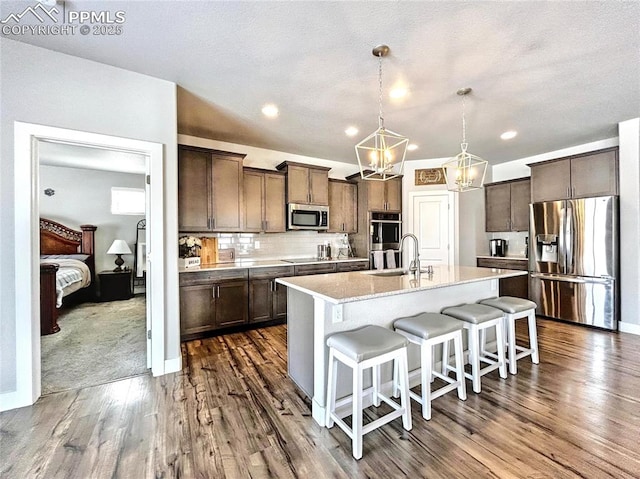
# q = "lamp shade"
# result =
<box><xmin>107</xmin><ymin>239</ymin><xmax>132</xmax><ymax>255</ymax></box>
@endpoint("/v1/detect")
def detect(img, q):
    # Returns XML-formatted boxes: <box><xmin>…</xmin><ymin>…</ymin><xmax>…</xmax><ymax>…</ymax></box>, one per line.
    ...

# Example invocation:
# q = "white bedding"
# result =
<box><xmin>41</xmin><ymin>258</ymin><xmax>91</xmax><ymax>307</ymax></box>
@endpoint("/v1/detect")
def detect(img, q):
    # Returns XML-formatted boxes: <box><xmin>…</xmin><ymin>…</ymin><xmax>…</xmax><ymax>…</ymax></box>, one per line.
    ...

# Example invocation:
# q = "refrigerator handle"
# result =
<box><xmin>566</xmin><ymin>204</ymin><xmax>573</xmax><ymax>274</ymax></box>
<box><xmin>558</xmin><ymin>205</ymin><xmax>566</xmax><ymax>274</ymax></box>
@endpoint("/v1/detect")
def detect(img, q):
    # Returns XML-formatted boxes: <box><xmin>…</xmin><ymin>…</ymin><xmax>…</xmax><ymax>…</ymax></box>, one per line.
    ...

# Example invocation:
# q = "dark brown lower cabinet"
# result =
<box><xmin>179</xmin><ymin>269</ymin><xmax>248</xmax><ymax>340</ymax></box>
<box><xmin>476</xmin><ymin>257</ymin><xmax>529</xmax><ymax>299</ymax></box>
<box><xmin>336</xmin><ymin>260</ymin><xmax>370</xmax><ymax>272</ymax></box>
<box><xmin>249</xmin><ymin>266</ymin><xmax>294</xmax><ymax>323</ymax></box>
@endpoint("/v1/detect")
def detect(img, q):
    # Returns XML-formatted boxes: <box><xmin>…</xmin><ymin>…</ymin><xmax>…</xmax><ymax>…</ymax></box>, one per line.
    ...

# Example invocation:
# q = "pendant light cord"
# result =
<box><xmin>460</xmin><ymin>92</ymin><xmax>468</xmax><ymax>152</ymax></box>
<box><xmin>378</xmin><ymin>52</ymin><xmax>384</xmax><ymax>129</ymax></box>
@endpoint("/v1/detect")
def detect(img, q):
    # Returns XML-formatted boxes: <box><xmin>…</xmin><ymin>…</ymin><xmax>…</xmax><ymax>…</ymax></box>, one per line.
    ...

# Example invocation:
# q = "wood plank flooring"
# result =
<box><xmin>2</xmin><ymin>319</ymin><xmax>639</xmax><ymax>478</ymax></box>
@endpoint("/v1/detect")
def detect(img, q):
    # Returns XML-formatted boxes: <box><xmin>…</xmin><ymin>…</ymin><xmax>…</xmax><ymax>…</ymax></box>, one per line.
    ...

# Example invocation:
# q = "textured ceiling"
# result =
<box><xmin>3</xmin><ymin>1</ymin><xmax>639</xmax><ymax>165</ymax></box>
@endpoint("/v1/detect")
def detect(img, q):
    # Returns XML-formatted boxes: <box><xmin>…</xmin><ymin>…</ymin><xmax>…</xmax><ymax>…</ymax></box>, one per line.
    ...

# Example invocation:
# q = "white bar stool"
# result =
<box><xmin>480</xmin><ymin>296</ymin><xmax>539</xmax><ymax>375</ymax></box>
<box><xmin>325</xmin><ymin>325</ymin><xmax>412</xmax><ymax>460</ymax></box>
<box><xmin>393</xmin><ymin>313</ymin><xmax>467</xmax><ymax>420</ymax></box>
<box><xmin>441</xmin><ymin>304</ymin><xmax>508</xmax><ymax>393</ymax></box>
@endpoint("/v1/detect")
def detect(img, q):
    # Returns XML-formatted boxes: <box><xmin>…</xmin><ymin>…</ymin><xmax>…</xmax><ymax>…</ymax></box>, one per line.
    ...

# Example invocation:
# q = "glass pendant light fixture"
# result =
<box><xmin>443</xmin><ymin>87</ymin><xmax>488</xmax><ymax>192</ymax></box>
<box><xmin>355</xmin><ymin>45</ymin><xmax>409</xmax><ymax>181</ymax></box>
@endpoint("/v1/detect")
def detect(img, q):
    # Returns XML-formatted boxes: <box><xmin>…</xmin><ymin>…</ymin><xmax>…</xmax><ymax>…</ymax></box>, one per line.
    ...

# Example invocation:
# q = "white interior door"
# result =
<box><xmin>410</xmin><ymin>192</ymin><xmax>453</xmax><ymax>266</ymax></box>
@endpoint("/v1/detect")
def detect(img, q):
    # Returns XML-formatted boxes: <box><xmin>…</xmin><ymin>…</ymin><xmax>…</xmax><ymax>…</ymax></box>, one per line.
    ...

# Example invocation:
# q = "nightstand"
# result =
<box><xmin>98</xmin><ymin>270</ymin><xmax>133</xmax><ymax>302</ymax></box>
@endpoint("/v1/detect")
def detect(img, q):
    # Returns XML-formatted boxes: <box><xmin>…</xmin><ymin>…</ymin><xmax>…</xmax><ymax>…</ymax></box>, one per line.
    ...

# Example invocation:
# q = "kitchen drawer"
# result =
<box><xmin>249</xmin><ymin>266</ymin><xmax>295</xmax><ymax>280</ymax></box>
<box><xmin>477</xmin><ymin>258</ymin><xmax>528</xmax><ymax>271</ymax></box>
<box><xmin>294</xmin><ymin>263</ymin><xmax>337</xmax><ymax>275</ymax></box>
<box><xmin>336</xmin><ymin>261</ymin><xmax>370</xmax><ymax>272</ymax></box>
<box><xmin>180</xmin><ymin>268</ymin><xmax>248</xmax><ymax>286</ymax></box>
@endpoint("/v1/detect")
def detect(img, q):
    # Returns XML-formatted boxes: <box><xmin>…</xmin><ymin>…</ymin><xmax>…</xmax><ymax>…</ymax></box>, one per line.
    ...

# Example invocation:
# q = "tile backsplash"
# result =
<box><xmin>196</xmin><ymin>231</ymin><xmax>355</xmax><ymax>260</ymax></box>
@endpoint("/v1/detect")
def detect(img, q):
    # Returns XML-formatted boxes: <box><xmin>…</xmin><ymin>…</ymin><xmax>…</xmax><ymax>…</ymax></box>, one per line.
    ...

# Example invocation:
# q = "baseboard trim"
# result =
<box><xmin>0</xmin><ymin>390</ymin><xmax>28</xmax><ymax>413</ymax></box>
<box><xmin>619</xmin><ymin>321</ymin><xmax>640</xmax><ymax>336</ymax></box>
<box><xmin>163</xmin><ymin>357</ymin><xmax>182</xmax><ymax>375</ymax></box>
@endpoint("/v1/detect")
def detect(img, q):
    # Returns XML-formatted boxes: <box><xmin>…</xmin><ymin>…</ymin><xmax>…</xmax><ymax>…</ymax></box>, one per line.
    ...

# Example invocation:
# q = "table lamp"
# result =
<box><xmin>107</xmin><ymin>239</ymin><xmax>132</xmax><ymax>272</ymax></box>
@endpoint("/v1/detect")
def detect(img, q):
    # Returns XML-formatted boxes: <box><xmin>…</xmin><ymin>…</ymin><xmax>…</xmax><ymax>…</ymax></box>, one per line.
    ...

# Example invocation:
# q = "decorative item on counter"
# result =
<box><xmin>179</xmin><ymin>235</ymin><xmax>202</xmax><ymax>268</ymax></box>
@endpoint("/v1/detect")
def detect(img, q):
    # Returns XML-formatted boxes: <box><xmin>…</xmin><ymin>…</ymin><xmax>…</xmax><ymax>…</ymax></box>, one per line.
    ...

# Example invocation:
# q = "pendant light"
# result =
<box><xmin>355</xmin><ymin>45</ymin><xmax>408</xmax><ymax>181</ymax></box>
<box><xmin>443</xmin><ymin>88</ymin><xmax>488</xmax><ymax>192</ymax></box>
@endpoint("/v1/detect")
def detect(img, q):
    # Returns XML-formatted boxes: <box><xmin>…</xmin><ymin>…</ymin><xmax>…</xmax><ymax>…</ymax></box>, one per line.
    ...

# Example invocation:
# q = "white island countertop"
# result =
<box><xmin>276</xmin><ymin>265</ymin><xmax>527</xmax><ymax>304</ymax></box>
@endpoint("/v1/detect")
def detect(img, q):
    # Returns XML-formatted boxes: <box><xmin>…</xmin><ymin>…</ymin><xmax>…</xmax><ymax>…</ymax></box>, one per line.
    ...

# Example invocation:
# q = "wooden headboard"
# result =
<box><xmin>40</xmin><ymin>218</ymin><xmax>97</xmax><ymax>256</ymax></box>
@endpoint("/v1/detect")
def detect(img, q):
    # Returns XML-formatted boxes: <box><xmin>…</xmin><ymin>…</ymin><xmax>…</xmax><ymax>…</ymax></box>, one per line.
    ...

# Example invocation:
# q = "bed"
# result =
<box><xmin>40</xmin><ymin>218</ymin><xmax>97</xmax><ymax>335</ymax></box>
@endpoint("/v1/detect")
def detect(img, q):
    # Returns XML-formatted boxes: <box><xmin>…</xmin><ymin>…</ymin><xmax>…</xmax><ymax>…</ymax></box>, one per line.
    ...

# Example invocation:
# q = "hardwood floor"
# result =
<box><xmin>2</xmin><ymin>319</ymin><xmax>639</xmax><ymax>478</ymax></box>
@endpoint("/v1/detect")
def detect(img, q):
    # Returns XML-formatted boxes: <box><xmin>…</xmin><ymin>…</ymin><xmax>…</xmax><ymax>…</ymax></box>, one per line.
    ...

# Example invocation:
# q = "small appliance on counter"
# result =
<box><xmin>317</xmin><ymin>242</ymin><xmax>331</xmax><ymax>260</ymax></box>
<box><xmin>489</xmin><ymin>238</ymin><xmax>507</xmax><ymax>257</ymax></box>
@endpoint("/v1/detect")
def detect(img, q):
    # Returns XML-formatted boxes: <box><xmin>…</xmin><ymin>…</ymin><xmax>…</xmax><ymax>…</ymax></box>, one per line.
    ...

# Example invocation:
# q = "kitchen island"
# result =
<box><xmin>276</xmin><ymin>265</ymin><xmax>528</xmax><ymax>425</ymax></box>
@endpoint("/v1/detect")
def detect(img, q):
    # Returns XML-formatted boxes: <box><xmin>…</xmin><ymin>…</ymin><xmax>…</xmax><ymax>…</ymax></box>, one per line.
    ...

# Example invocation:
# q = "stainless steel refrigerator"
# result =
<box><xmin>529</xmin><ymin>196</ymin><xmax>619</xmax><ymax>330</ymax></box>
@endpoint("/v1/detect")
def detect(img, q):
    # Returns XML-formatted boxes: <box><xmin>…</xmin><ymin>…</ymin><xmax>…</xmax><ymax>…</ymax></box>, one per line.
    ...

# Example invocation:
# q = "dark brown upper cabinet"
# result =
<box><xmin>485</xmin><ymin>177</ymin><xmax>531</xmax><ymax>232</ymax></box>
<box><xmin>328</xmin><ymin>179</ymin><xmax>358</xmax><ymax>233</ymax></box>
<box><xmin>529</xmin><ymin>147</ymin><xmax>618</xmax><ymax>203</ymax></box>
<box><xmin>178</xmin><ymin>145</ymin><xmax>244</xmax><ymax>232</ymax></box>
<box><xmin>276</xmin><ymin>161</ymin><xmax>330</xmax><ymax>206</ymax></box>
<box><xmin>243</xmin><ymin>168</ymin><xmax>286</xmax><ymax>233</ymax></box>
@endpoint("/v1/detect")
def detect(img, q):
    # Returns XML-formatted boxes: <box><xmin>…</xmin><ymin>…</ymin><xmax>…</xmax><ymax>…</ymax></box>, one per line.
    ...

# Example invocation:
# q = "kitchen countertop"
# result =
<box><xmin>179</xmin><ymin>256</ymin><xmax>369</xmax><ymax>273</ymax></box>
<box><xmin>276</xmin><ymin>264</ymin><xmax>527</xmax><ymax>304</ymax></box>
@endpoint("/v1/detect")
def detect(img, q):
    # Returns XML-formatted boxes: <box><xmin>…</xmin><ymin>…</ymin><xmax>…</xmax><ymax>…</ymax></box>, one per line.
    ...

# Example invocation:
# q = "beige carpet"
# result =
<box><xmin>41</xmin><ymin>295</ymin><xmax>148</xmax><ymax>395</ymax></box>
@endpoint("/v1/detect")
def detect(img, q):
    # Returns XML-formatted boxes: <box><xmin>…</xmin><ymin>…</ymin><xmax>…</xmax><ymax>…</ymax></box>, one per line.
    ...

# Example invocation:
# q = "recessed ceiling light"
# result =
<box><xmin>261</xmin><ymin>104</ymin><xmax>279</xmax><ymax>118</ymax></box>
<box><xmin>389</xmin><ymin>87</ymin><xmax>408</xmax><ymax>99</ymax></box>
<box><xmin>345</xmin><ymin>126</ymin><xmax>359</xmax><ymax>137</ymax></box>
<box><xmin>407</xmin><ymin>144</ymin><xmax>418</xmax><ymax>151</ymax></box>
<box><xmin>500</xmin><ymin>130</ymin><xmax>517</xmax><ymax>140</ymax></box>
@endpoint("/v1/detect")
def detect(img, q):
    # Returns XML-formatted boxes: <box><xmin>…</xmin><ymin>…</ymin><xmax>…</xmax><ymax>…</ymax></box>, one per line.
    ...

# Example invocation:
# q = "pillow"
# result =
<box><xmin>41</xmin><ymin>254</ymin><xmax>90</xmax><ymax>261</ymax></box>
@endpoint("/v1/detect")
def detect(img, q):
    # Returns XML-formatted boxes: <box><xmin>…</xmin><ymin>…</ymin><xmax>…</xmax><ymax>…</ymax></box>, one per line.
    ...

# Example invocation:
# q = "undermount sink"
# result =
<box><xmin>365</xmin><ymin>269</ymin><xmax>431</xmax><ymax>277</ymax></box>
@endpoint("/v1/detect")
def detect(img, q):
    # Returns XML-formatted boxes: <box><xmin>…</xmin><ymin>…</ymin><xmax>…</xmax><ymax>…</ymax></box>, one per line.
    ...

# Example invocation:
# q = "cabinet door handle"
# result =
<box><xmin>572</xmin><ymin>186</ymin><xmax>576</xmax><ymax>197</ymax></box>
<box><xmin>207</xmin><ymin>217</ymin><xmax>211</xmax><ymax>229</ymax></box>
<box><xmin>211</xmin><ymin>217</ymin><xmax>216</xmax><ymax>229</ymax></box>
<box><xmin>216</xmin><ymin>285</ymin><xmax>220</xmax><ymax>298</ymax></box>
<box><xmin>264</xmin><ymin>220</ymin><xmax>268</xmax><ymax>231</ymax></box>
<box><xmin>212</xmin><ymin>286</ymin><xmax>216</xmax><ymax>299</ymax></box>
<box><xmin>567</xmin><ymin>186</ymin><xmax>570</xmax><ymax>198</ymax></box>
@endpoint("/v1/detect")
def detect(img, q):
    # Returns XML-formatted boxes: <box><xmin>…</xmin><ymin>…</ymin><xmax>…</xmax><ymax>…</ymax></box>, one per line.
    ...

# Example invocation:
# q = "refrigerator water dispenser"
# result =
<box><xmin>535</xmin><ymin>234</ymin><xmax>558</xmax><ymax>263</ymax></box>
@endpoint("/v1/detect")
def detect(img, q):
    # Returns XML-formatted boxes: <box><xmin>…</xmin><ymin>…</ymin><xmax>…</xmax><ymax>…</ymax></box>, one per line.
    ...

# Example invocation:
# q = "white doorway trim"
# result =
<box><xmin>407</xmin><ymin>190</ymin><xmax>457</xmax><ymax>266</ymax></box>
<box><xmin>10</xmin><ymin>121</ymin><xmax>167</xmax><ymax>410</ymax></box>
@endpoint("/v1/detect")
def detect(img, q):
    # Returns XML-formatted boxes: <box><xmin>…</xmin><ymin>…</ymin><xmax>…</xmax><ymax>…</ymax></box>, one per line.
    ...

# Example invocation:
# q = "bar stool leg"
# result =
<box><xmin>506</xmin><ymin>314</ymin><xmax>518</xmax><ymax>375</ymax></box>
<box><xmin>496</xmin><ymin>321</ymin><xmax>508</xmax><ymax>379</ymax></box>
<box><xmin>441</xmin><ymin>339</ymin><xmax>449</xmax><ymax>376</ymax></box>
<box><xmin>392</xmin><ymin>359</ymin><xmax>399</xmax><ymax>398</ymax></box>
<box><xmin>326</xmin><ymin>349</ymin><xmax>338</xmax><ymax>428</ymax></box>
<box><xmin>468</xmin><ymin>326</ymin><xmax>481</xmax><ymax>393</ymax></box>
<box><xmin>372</xmin><ymin>365</ymin><xmax>381</xmax><ymax>407</ymax></box>
<box><xmin>528</xmin><ymin>310</ymin><xmax>540</xmax><ymax>364</ymax></box>
<box><xmin>398</xmin><ymin>351</ymin><xmax>412</xmax><ymax>431</ymax></box>
<box><xmin>421</xmin><ymin>342</ymin><xmax>432</xmax><ymax>420</ymax></box>
<box><xmin>453</xmin><ymin>333</ymin><xmax>467</xmax><ymax>401</ymax></box>
<box><xmin>352</xmin><ymin>363</ymin><xmax>363</xmax><ymax>460</ymax></box>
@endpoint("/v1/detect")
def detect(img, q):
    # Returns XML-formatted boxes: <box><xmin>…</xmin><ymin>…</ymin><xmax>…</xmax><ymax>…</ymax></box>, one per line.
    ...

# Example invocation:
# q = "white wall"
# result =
<box><xmin>618</xmin><ymin>118</ymin><xmax>640</xmax><ymax>332</ymax></box>
<box><xmin>0</xmin><ymin>39</ymin><xmax>179</xmax><ymax>395</ymax></box>
<box><xmin>39</xmin><ymin>166</ymin><xmax>145</xmax><ymax>273</ymax></box>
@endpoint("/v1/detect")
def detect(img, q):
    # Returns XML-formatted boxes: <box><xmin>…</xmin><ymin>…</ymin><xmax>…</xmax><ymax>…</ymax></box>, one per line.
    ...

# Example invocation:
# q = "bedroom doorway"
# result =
<box><xmin>11</xmin><ymin>122</ymin><xmax>174</xmax><ymax>410</ymax></box>
<box><xmin>38</xmin><ymin>153</ymin><xmax>147</xmax><ymax>394</ymax></box>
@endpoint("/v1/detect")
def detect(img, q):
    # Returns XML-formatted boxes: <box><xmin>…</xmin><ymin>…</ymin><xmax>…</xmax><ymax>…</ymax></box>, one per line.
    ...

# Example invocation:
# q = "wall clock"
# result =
<box><xmin>415</xmin><ymin>168</ymin><xmax>446</xmax><ymax>185</ymax></box>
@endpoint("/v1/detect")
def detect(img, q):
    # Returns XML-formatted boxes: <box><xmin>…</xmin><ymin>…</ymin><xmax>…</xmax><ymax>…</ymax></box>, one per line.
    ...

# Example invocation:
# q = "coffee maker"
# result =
<box><xmin>489</xmin><ymin>238</ymin><xmax>507</xmax><ymax>257</ymax></box>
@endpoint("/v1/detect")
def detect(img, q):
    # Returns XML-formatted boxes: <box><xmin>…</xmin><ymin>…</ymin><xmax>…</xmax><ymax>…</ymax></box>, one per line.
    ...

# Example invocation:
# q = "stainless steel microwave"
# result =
<box><xmin>288</xmin><ymin>203</ymin><xmax>329</xmax><ymax>230</ymax></box>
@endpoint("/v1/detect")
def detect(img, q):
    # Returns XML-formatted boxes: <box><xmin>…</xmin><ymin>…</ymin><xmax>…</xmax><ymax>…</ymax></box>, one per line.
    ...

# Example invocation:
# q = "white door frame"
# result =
<box><xmin>407</xmin><ymin>190</ymin><xmax>457</xmax><ymax>266</ymax></box>
<box><xmin>11</xmin><ymin>121</ymin><xmax>166</xmax><ymax>409</ymax></box>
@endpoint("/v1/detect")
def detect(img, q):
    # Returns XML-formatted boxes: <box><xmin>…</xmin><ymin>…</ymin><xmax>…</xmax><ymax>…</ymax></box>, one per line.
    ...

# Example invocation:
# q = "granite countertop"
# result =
<box><xmin>276</xmin><ymin>265</ymin><xmax>528</xmax><ymax>304</ymax></box>
<box><xmin>477</xmin><ymin>255</ymin><xmax>528</xmax><ymax>261</ymax></box>
<box><xmin>179</xmin><ymin>257</ymin><xmax>369</xmax><ymax>273</ymax></box>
